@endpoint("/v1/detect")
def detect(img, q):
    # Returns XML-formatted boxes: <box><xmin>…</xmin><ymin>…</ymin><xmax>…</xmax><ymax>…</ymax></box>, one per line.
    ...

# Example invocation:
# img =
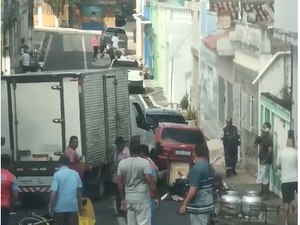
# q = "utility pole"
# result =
<box><xmin>28</xmin><ymin>0</ymin><xmax>34</xmax><ymax>51</ymax></box>
<box><xmin>190</xmin><ymin>0</ymin><xmax>204</xmax><ymax>126</ymax></box>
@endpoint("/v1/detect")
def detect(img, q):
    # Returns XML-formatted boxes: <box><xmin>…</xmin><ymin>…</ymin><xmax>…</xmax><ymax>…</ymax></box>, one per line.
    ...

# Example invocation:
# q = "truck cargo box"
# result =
<box><xmin>1</xmin><ymin>69</ymin><xmax>130</xmax><ymax>175</ymax></box>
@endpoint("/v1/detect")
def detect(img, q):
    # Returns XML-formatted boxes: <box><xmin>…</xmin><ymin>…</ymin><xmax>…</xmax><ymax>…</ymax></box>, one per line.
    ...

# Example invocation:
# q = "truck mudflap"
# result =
<box><xmin>18</xmin><ymin>186</ymin><xmax>51</xmax><ymax>193</ymax></box>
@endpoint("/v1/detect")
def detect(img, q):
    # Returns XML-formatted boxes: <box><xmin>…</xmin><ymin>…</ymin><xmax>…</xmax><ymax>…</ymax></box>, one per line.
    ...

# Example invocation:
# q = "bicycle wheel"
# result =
<box><xmin>18</xmin><ymin>215</ymin><xmax>50</xmax><ymax>225</ymax></box>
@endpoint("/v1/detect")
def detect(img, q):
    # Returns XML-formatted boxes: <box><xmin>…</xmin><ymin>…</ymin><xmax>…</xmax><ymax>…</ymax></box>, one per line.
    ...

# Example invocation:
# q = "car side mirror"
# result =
<box><xmin>1</xmin><ymin>137</ymin><xmax>5</xmax><ymax>146</ymax></box>
<box><xmin>144</xmin><ymin>123</ymin><xmax>153</xmax><ymax>131</ymax></box>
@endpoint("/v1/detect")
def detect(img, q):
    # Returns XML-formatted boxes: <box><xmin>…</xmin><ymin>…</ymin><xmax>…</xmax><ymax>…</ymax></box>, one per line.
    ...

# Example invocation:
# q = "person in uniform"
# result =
<box><xmin>221</xmin><ymin>118</ymin><xmax>240</xmax><ymax>177</ymax></box>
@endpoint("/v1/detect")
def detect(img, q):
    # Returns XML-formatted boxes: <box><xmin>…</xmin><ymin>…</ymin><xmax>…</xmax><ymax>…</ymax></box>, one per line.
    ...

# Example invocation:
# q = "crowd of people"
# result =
<box><xmin>1</xmin><ymin>119</ymin><xmax>298</xmax><ymax>225</ymax></box>
<box><xmin>91</xmin><ymin>32</ymin><xmax>120</xmax><ymax>62</ymax></box>
<box><xmin>222</xmin><ymin>119</ymin><xmax>298</xmax><ymax>225</ymax></box>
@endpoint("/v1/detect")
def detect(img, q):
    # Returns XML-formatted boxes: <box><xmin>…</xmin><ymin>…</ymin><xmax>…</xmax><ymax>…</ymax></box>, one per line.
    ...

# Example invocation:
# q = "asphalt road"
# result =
<box><xmin>45</xmin><ymin>32</ymin><xmax>112</xmax><ymax>70</ymax></box>
<box><xmin>9</xmin><ymin>30</ymin><xmax>190</xmax><ymax>225</ymax></box>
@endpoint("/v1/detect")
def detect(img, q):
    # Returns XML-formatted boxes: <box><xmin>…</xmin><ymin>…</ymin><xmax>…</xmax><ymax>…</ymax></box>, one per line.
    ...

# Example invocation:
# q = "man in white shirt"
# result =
<box><xmin>276</xmin><ymin>138</ymin><xmax>298</xmax><ymax>225</ymax></box>
<box><xmin>20</xmin><ymin>50</ymin><xmax>30</xmax><ymax>73</ymax></box>
<box><xmin>111</xmin><ymin>32</ymin><xmax>119</xmax><ymax>49</ymax></box>
<box><xmin>117</xmin><ymin>141</ymin><xmax>158</xmax><ymax>225</ymax></box>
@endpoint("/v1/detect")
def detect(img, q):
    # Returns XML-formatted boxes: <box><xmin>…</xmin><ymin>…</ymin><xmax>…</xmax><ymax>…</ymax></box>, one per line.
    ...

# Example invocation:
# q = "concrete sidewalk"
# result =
<box><xmin>13</xmin><ymin>31</ymin><xmax>49</xmax><ymax>74</ymax></box>
<box><xmin>214</xmin><ymin>165</ymin><xmax>297</xmax><ymax>225</ymax></box>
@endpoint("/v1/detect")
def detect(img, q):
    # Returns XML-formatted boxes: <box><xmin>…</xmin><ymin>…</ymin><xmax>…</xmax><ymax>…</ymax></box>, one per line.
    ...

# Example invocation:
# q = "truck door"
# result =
<box><xmin>1</xmin><ymin>80</ymin><xmax>12</xmax><ymax>156</ymax></box>
<box><xmin>11</xmin><ymin>81</ymin><xmax>64</xmax><ymax>162</ymax></box>
<box><xmin>10</xmin><ymin>80</ymin><xmax>64</xmax><ymax>192</ymax></box>
<box><xmin>130</xmin><ymin>100</ymin><xmax>155</xmax><ymax>151</ymax></box>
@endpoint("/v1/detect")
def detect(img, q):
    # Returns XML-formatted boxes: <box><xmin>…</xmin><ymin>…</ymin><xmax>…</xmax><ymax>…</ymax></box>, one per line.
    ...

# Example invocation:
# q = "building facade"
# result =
<box><xmin>260</xmin><ymin>93</ymin><xmax>291</xmax><ymax>196</ymax></box>
<box><xmin>2</xmin><ymin>0</ymin><xmax>33</xmax><ymax>75</ymax></box>
<box><xmin>200</xmin><ymin>31</ymin><xmax>234</xmax><ymax>140</ymax></box>
<box><xmin>151</xmin><ymin>2</ymin><xmax>193</xmax><ymax>105</ymax></box>
<box><xmin>230</xmin><ymin>16</ymin><xmax>291</xmax><ymax>173</ymax></box>
<box><xmin>274</xmin><ymin>0</ymin><xmax>298</xmax><ymax>146</ymax></box>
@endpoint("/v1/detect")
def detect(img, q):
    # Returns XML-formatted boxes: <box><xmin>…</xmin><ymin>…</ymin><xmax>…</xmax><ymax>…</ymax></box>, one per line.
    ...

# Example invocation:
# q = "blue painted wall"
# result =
<box><xmin>200</xmin><ymin>1</ymin><xmax>217</xmax><ymax>37</ymax></box>
<box><xmin>144</xmin><ymin>6</ymin><xmax>150</xmax><ymax>19</ymax></box>
<box><xmin>143</xmin><ymin>7</ymin><xmax>152</xmax><ymax>70</ymax></box>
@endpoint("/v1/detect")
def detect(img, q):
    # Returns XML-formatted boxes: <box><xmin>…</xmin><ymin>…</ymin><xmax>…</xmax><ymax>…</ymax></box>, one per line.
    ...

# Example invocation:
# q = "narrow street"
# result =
<box><xmin>43</xmin><ymin>29</ymin><xmax>189</xmax><ymax>225</ymax></box>
<box><xmin>9</xmin><ymin>29</ymin><xmax>190</xmax><ymax>225</ymax></box>
<box><xmin>9</xmin><ymin>28</ymin><xmax>289</xmax><ymax>225</ymax></box>
<box><xmin>45</xmin><ymin>32</ymin><xmax>111</xmax><ymax>70</ymax></box>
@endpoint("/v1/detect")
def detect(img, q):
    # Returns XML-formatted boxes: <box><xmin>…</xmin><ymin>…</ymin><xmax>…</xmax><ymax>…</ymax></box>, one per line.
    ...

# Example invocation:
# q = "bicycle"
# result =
<box><xmin>17</xmin><ymin>212</ymin><xmax>53</xmax><ymax>225</ymax></box>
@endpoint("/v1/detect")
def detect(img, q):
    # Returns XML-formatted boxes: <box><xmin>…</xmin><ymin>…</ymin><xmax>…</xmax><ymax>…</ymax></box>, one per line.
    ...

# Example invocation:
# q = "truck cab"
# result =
<box><xmin>129</xmin><ymin>96</ymin><xmax>155</xmax><ymax>151</ymax></box>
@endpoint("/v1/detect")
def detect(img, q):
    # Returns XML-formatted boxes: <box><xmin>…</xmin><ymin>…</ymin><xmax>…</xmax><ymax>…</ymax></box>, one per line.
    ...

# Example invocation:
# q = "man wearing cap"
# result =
<box><xmin>258</xmin><ymin>126</ymin><xmax>273</xmax><ymax>199</ymax></box>
<box><xmin>221</xmin><ymin>118</ymin><xmax>240</xmax><ymax>177</ymax></box>
<box><xmin>113</xmin><ymin>136</ymin><xmax>131</xmax><ymax>217</ymax></box>
<box><xmin>262</xmin><ymin>122</ymin><xmax>272</xmax><ymax>141</ymax></box>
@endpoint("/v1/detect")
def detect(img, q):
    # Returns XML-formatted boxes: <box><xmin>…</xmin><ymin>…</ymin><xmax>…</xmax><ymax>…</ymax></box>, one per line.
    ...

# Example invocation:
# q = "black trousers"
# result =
<box><xmin>108</xmin><ymin>48</ymin><xmax>115</xmax><ymax>62</ymax></box>
<box><xmin>99</xmin><ymin>45</ymin><xmax>105</xmax><ymax>53</ymax></box>
<box><xmin>22</xmin><ymin>65</ymin><xmax>29</xmax><ymax>73</ymax></box>
<box><xmin>93</xmin><ymin>46</ymin><xmax>98</xmax><ymax>59</ymax></box>
<box><xmin>224</xmin><ymin>146</ymin><xmax>238</xmax><ymax>172</ymax></box>
<box><xmin>1</xmin><ymin>207</ymin><xmax>10</xmax><ymax>225</ymax></box>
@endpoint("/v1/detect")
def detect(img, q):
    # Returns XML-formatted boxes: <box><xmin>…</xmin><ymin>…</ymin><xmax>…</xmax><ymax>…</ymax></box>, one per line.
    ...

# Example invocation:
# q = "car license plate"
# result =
<box><xmin>175</xmin><ymin>150</ymin><xmax>191</xmax><ymax>156</ymax></box>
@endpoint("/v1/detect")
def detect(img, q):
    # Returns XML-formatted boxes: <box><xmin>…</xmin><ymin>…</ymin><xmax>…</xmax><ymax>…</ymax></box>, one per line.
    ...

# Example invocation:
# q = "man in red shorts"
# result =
<box><xmin>1</xmin><ymin>154</ymin><xmax>19</xmax><ymax>225</ymax></box>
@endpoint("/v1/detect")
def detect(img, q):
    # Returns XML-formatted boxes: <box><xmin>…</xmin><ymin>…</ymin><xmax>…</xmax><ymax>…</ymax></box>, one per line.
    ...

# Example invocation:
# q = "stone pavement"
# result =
<box><xmin>214</xmin><ymin>164</ymin><xmax>298</xmax><ymax>225</ymax></box>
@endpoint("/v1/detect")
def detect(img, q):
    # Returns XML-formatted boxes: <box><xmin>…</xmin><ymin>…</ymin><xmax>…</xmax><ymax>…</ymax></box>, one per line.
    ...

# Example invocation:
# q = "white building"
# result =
<box><xmin>274</xmin><ymin>0</ymin><xmax>298</xmax><ymax>146</ymax></box>
<box><xmin>152</xmin><ymin>2</ymin><xmax>193</xmax><ymax>105</ymax></box>
<box><xmin>2</xmin><ymin>0</ymin><xmax>34</xmax><ymax>75</ymax></box>
<box><xmin>185</xmin><ymin>0</ymin><xmax>200</xmax><ymax>113</ymax></box>
<box><xmin>133</xmin><ymin>0</ymin><xmax>144</xmax><ymax>59</ymax></box>
<box><xmin>229</xmin><ymin>14</ymin><xmax>291</xmax><ymax>172</ymax></box>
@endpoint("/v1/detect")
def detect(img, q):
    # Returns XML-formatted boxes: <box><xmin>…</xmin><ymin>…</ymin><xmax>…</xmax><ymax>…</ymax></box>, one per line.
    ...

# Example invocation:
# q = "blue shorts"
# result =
<box><xmin>150</xmin><ymin>197</ymin><xmax>156</xmax><ymax>225</ymax></box>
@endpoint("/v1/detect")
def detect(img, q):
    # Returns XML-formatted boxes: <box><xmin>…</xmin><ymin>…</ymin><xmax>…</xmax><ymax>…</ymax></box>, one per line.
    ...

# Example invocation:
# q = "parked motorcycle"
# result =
<box><xmin>29</xmin><ymin>49</ymin><xmax>45</xmax><ymax>72</ymax></box>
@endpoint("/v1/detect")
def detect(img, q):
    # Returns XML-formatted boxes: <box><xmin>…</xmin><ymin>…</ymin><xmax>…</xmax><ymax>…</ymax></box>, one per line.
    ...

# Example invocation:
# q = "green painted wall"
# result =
<box><xmin>260</xmin><ymin>95</ymin><xmax>291</xmax><ymax>197</ymax></box>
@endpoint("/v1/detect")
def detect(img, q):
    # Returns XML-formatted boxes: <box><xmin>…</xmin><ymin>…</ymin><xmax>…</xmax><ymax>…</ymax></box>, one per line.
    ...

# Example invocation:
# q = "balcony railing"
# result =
<box><xmin>167</xmin><ymin>9</ymin><xmax>192</xmax><ymax>22</ymax></box>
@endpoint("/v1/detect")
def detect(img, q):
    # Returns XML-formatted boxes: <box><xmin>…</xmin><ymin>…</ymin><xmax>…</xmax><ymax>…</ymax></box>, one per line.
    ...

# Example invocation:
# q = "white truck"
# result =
<box><xmin>1</xmin><ymin>69</ymin><xmax>155</xmax><ymax>204</ymax></box>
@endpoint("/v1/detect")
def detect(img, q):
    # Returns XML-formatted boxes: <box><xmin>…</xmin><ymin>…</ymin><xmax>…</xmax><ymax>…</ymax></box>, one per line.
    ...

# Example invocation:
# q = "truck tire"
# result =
<box><xmin>19</xmin><ymin>192</ymin><xmax>48</xmax><ymax>208</ymax></box>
